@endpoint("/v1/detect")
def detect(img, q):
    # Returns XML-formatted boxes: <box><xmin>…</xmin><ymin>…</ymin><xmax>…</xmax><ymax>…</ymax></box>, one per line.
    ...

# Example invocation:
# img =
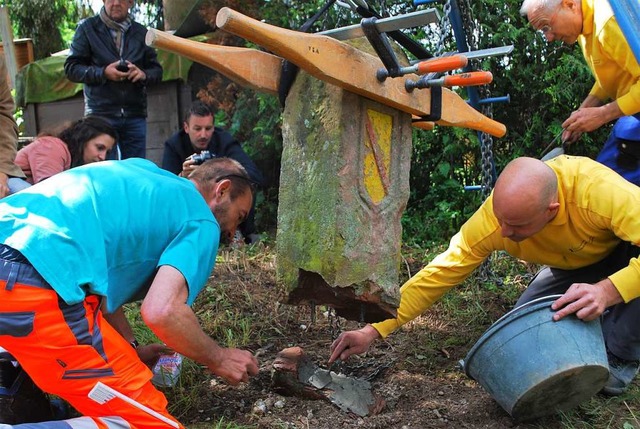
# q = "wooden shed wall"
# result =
<box><xmin>22</xmin><ymin>80</ymin><xmax>192</xmax><ymax>166</ymax></box>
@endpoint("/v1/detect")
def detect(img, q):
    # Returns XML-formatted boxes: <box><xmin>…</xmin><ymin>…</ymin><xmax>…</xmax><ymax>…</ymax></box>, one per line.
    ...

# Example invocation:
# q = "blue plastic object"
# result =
<box><xmin>609</xmin><ymin>0</ymin><xmax>640</xmax><ymax>64</ymax></box>
<box><xmin>463</xmin><ymin>295</ymin><xmax>609</xmax><ymax>421</ymax></box>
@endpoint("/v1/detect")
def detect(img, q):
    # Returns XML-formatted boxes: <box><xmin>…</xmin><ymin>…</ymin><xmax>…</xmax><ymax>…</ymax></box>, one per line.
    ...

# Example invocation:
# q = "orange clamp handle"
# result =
<box><xmin>441</xmin><ymin>71</ymin><xmax>493</xmax><ymax>87</ymax></box>
<box><xmin>415</xmin><ymin>55</ymin><xmax>468</xmax><ymax>74</ymax></box>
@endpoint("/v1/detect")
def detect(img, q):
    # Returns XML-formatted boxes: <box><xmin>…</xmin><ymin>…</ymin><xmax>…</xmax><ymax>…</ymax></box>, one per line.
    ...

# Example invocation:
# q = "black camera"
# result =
<box><xmin>115</xmin><ymin>59</ymin><xmax>129</xmax><ymax>73</ymax></box>
<box><xmin>191</xmin><ymin>150</ymin><xmax>214</xmax><ymax>165</ymax></box>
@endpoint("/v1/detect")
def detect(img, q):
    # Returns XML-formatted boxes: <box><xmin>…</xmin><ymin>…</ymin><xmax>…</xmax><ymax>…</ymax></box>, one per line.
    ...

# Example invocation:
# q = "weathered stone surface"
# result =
<box><xmin>276</xmin><ymin>70</ymin><xmax>412</xmax><ymax>322</ymax></box>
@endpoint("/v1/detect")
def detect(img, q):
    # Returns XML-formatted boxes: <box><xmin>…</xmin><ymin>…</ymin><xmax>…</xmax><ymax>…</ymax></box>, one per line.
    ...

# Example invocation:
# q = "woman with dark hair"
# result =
<box><xmin>16</xmin><ymin>116</ymin><xmax>117</xmax><ymax>184</ymax></box>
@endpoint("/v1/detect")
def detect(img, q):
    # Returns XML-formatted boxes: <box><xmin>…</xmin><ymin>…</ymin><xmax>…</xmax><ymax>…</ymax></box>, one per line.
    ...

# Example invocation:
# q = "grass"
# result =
<box><xmin>122</xmin><ymin>240</ymin><xmax>640</xmax><ymax>428</ymax></box>
<box><xmin>188</xmin><ymin>418</ymin><xmax>256</xmax><ymax>429</ymax></box>
<box><xmin>396</xmin><ymin>247</ymin><xmax>640</xmax><ymax>429</ymax></box>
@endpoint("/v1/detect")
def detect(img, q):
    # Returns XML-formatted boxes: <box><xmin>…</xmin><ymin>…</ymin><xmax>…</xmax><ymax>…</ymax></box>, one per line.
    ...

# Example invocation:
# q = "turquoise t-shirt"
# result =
<box><xmin>0</xmin><ymin>158</ymin><xmax>219</xmax><ymax>312</ymax></box>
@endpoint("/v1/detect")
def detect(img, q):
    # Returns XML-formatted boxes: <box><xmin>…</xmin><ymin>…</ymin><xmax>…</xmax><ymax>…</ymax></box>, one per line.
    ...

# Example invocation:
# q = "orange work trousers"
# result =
<box><xmin>0</xmin><ymin>258</ymin><xmax>183</xmax><ymax>429</ymax></box>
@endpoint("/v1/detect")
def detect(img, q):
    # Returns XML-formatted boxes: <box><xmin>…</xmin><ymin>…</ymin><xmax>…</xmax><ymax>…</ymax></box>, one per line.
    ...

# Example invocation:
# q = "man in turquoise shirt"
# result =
<box><xmin>0</xmin><ymin>157</ymin><xmax>259</xmax><ymax>427</ymax></box>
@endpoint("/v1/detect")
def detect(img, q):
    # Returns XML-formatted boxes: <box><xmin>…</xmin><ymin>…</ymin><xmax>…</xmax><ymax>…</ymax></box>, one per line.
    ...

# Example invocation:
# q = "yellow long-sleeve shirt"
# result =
<box><xmin>578</xmin><ymin>0</ymin><xmax>640</xmax><ymax>115</ymax></box>
<box><xmin>373</xmin><ymin>156</ymin><xmax>640</xmax><ymax>338</ymax></box>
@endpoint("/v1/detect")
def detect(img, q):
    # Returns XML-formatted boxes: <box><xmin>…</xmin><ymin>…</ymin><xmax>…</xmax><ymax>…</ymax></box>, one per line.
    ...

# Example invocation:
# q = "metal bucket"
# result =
<box><xmin>462</xmin><ymin>295</ymin><xmax>609</xmax><ymax>421</ymax></box>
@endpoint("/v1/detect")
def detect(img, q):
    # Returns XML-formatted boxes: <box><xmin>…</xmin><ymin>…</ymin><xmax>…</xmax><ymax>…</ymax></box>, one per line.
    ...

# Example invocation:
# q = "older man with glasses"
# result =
<box><xmin>521</xmin><ymin>0</ymin><xmax>640</xmax><ymax>186</ymax></box>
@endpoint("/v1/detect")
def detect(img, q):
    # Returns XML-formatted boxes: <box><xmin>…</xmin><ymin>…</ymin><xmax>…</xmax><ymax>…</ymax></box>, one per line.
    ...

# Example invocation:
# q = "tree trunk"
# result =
<box><xmin>162</xmin><ymin>0</ymin><xmax>196</xmax><ymax>31</ymax></box>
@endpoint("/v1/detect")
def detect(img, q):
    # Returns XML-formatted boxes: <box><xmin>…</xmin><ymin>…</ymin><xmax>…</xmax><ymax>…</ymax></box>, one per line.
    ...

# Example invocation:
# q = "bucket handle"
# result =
<box><xmin>489</xmin><ymin>294</ymin><xmax>563</xmax><ymax>330</ymax></box>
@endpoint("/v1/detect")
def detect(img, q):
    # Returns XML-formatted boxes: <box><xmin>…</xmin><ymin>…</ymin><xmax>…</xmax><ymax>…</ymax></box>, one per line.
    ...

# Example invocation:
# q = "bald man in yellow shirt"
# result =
<box><xmin>330</xmin><ymin>156</ymin><xmax>640</xmax><ymax>396</ymax></box>
<box><xmin>520</xmin><ymin>0</ymin><xmax>640</xmax><ymax>183</ymax></box>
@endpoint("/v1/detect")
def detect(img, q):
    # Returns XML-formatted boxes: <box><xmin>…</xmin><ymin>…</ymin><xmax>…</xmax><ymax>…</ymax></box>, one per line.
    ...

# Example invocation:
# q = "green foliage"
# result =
<box><xmin>130</xmin><ymin>0</ymin><xmax>164</xmax><ymax>29</ymax></box>
<box><xmin>0</xmin><ymin>0</ymin><xmax>163</xmax><ymax>59</ymax></box>
<box><xmin>217</xmin><ymin>89</ymin><xmax>283</xmax><ymax>234</ymax></box>
<box><xmin>0</xmin><ymin>0</ymin><xmax>85</xmax><ymax>59</ymax></box>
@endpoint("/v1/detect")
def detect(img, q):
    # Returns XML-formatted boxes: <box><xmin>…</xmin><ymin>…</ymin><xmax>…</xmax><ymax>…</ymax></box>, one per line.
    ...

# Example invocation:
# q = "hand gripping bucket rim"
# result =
<box><xmin>462</xmin><ymin>295</ymin><xmax>609</xmax><ymax>421</ymax></box>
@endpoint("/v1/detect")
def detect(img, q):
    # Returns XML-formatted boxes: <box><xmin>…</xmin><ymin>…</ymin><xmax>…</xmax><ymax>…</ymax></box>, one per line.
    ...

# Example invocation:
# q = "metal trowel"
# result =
<box><xmin>540</xmin><ymin>131</ymin><xmax>566</xmax><ymax>161</ymax></box>
<box><xmin>541</xmin><ymin>145</ymin><xmax>566</xmax><ymax>161</ymax></box>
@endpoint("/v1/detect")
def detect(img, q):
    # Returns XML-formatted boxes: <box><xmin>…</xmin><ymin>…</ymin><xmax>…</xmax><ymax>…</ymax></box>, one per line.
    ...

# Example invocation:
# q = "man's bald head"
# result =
<box><xmin>493</xmin><ymin>157</ymin><xmax>560</xmax><ymax>242</ymax></box>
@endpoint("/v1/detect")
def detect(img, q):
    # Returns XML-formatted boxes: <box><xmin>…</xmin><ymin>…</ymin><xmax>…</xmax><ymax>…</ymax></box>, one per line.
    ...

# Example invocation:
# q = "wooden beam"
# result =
<box><xmin>216</xmin><ymin>7</ymin><xmax>506</xmax><ymax>137</ymax></box>
<box><xmin>146</xmin><ymin>28</ymin><xmax>282</xmax><ymax>95</ymax></box>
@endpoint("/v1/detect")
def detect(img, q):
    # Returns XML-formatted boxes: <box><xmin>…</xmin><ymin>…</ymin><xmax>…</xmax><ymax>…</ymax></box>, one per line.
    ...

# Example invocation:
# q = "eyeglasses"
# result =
<box><xmin>536</xmin><ymin>6</ymin><xmax>561</xmax><ymax>36</ymax></box>
<box><xmin>215</xmin><ymin>174</ymin><xmax>259</xmax><ymax>192</ymax></box>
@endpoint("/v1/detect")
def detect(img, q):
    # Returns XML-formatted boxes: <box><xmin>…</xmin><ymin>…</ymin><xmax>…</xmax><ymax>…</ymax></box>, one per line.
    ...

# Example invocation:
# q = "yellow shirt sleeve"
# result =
<box><xmin>586</xmin><ymin>10</ymin><xmax>640</xmax><ymax>115</ymax></box>
<box><xmin>372</xmin><ymin>201</ymin><xmax>498</xmax><ymax>338</ymax></box>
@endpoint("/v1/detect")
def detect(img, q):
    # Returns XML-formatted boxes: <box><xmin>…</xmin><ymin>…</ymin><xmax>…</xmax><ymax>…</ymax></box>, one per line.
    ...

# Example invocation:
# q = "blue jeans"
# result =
<box><xmin>105</xmin><ymin>116</ymin><xmax>147</xmax><ymax>160</ymax></box>
<box><xmin>7</xmin><ymin>178</ymin><xmax>31</xmax><ymax>194</ymax></box>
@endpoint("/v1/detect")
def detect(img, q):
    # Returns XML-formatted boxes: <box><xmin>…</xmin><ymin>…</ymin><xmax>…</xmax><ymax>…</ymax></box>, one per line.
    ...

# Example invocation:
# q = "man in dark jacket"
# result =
<box><xmin>64</xmin><ymin>0</ymin><xmax>163</xmax><ymax>160</ymax></box>
<box><xmin>162</xmin><ymin>101</ymin><xmax>264</xmax><ymax>244</ymax></box>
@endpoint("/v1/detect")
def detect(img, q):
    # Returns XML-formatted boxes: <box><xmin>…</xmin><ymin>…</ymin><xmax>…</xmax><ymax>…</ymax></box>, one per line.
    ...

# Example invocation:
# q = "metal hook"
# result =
<box><xmin>351</xmin><ymin>0</ymin><xmax>370</xmax><ymax>10</ymax></box>
<box><xmin>335</xmin><ymin>0</ymin><xmax>357</xmax><ymax>11</ymax></box>
<box><xmin>335</xmin><ymin>0</ymin><xmax>370</xmax><ymax>12</ymax></box>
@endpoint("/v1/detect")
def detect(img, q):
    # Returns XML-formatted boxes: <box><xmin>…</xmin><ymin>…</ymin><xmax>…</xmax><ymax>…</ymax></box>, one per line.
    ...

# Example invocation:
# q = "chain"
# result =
<box><xmin>327</xmin><ymin>306</ymin><xmax>343</xmax><ymax>341</ymax></box>
<box><xmin>434</xmin><ymin>0</ymin><xmax>453</xmax><ymax>57</ymax></box>
<box><xmin>309</xmin><ymin>300</ymin><xmax>317</xmax><ymax>324</ymax></box>
<box><xmin>453</xmin><ymin>0</ymin><xmax>495</xmax><ymax>280</ymax></box>
<box><xmin>477</xmin><ymin>85</ymin><xmax>496</xmax><ymax>281</ymax></box>
<box><xmin>479</xmin><ymin>95</ymin><xmax>495</xmax><ymax>200</ymax></box>
<box><xmin>460</xmin><ymin>0</ymin><xmax>478</xmax><ymax>52</ymax></box>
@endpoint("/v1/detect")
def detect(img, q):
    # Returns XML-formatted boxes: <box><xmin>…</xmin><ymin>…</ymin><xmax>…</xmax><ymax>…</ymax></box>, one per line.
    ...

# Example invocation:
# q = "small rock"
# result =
<box><xmin>274</xmin><ymin>399</ymin><xmax>285</xmax><ymax>409</ymax></box>
<box><xmin>437</xmin><ymin>391</ymin><xmax>444</xmax><ymax>396</ymax></box>
<box><xmin>252</xmin><ymin>399</ymin><xmax>268</xmax><ymax>414</ymax></box>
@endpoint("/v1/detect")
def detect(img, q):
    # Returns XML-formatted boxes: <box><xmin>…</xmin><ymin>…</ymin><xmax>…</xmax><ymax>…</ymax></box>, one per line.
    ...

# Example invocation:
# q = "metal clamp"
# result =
<box><xmin>361</xmin><ymin>17</ymin><xmax>403</xmax><ymax>80</ymax></box>
<box><xmin>411</xmin><ymin>85</ymin><xmax>442</xmax><ymax>122</ymax></box>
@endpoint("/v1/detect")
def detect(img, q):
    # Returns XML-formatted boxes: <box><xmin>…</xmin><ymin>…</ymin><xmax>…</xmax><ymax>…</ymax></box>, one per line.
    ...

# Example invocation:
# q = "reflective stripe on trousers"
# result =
<box><xmin>0</xmin><ymin>258</ymin><xmax>183</xmax><ymax>429</ymax></box>
<box><xmin>0</xmin><ymin>415</ymin><xmax>130</xmax><ymax>428</ymax></box>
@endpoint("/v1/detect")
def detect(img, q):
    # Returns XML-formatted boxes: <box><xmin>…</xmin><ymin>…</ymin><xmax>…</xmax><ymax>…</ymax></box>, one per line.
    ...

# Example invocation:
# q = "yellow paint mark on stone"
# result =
<box><xmin>363</xmin><ymin>109</ymin><xmax>392</xmax><ymax>204</ymax></box>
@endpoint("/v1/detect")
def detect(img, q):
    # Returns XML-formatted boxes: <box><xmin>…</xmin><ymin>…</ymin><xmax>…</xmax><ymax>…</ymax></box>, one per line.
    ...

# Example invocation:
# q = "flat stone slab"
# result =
<box><xmin>271</xmin><ymin>347</ymin><xmax>385</xmax><ymax>417</ymax></box>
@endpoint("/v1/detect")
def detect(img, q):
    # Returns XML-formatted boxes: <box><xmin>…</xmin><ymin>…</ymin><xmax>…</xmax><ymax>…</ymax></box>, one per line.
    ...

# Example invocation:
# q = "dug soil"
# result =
<box><xmin>168</xmin><ymin>244</ymin><xmax>639</xmax><ymax>429</ymax></box>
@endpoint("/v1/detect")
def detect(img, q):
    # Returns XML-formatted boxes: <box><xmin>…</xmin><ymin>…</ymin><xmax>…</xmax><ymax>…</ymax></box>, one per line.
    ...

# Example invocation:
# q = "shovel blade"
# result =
<box><xmin>541</xmin><ymin>146</ymin><xmax>564</xmax><ymax>161</ymax></box>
